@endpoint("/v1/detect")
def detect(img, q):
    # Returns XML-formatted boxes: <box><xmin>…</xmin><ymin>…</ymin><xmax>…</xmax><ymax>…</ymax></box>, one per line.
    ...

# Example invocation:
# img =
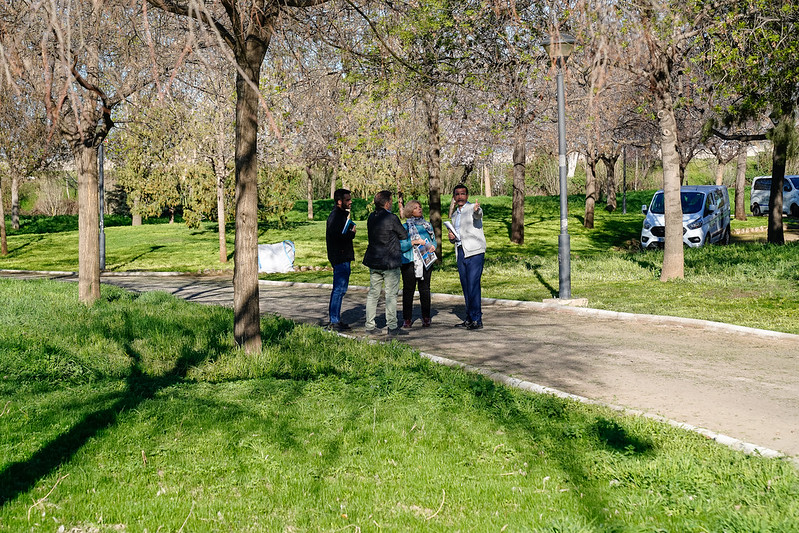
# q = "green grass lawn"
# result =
<box><xmin>6</xmin><ymin>190</ymin><xmax>798</xmax><ymax>334</ymax></box>
<box><xmin>1</xmin><ymin>280</ymin><xmax>798</xmax><ymax>531</ymax></box>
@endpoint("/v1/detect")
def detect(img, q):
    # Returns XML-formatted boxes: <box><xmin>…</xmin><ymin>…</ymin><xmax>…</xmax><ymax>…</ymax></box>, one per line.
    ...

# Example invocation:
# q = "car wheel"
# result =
<box><xmin>791</xmin><ymin>204</ymin><xmax>799</xmax><ymax>218</ymax></box>
<box><xmin>721</xmin><ymin>225</ymin><xmax>731</xmax><ymax>245</ymax></box>
<box><xmin>752</xmin><ymin>204</ymin><xmax>761</xmax><ymax>217</ymax></box>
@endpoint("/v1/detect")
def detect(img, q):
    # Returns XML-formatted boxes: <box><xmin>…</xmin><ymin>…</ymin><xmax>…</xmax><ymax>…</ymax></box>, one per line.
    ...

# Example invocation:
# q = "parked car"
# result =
<box><xmin>750</xmin><ymin>175</ymin><xmax>799</xmax><ymax>217</ymax></box>
<box><xmin>640</xmin><ymin>185</ymin><xmax>731</xmax><ymax>250</ymax></box>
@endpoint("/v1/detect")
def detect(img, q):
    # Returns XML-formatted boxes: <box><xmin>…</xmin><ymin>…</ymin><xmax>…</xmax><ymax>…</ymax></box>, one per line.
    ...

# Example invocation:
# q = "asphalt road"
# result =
<box><xmin>4</xmin><ymin>270</ymin><xmax>798</xmax><ymax>463</ymax></box>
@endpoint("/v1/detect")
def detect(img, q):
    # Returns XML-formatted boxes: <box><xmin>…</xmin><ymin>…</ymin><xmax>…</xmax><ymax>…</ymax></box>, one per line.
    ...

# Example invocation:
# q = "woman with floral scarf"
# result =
<box><xmin>399</xmin><ymin>200</ymin><xmax>437</xmax><ymax>328</ymax></box>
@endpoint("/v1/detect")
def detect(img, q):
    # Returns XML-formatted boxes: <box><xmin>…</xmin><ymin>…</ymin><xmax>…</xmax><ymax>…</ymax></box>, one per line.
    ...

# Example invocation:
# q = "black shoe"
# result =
<box><xmin>365</xmin><ymin>327</ymin><xmax>383</xmax><ymax>336</ymax></box>
<box><xmin>387</xmin><ymin>327</ymin><xmax>408</xmax><ymax>336</ymax></box>
<box><xmin>455</xmin><ymin>320</ymin><xmax>473</xmax><ymax>328</ymax></box>
<box><xmin>466</xmin><ymin>321</ymin><xmax>483</xmax><ymax>330</ymax></box>
<box><xmin>333</xmin><ymin>322</ymin><xmax>351</xmax><ymax>331</ymax></box>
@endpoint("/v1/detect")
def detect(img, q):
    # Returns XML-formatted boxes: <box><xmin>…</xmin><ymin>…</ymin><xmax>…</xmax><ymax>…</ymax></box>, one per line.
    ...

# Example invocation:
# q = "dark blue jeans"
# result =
<box><xmin>456</xmin><ymin>248</ymin><xmax>484</xmax><ymax>323</ymax></box>
<box><xmin>328</xmin><ymin>261</ymin><xmax>351</xmax><ymax>324</ymax></box>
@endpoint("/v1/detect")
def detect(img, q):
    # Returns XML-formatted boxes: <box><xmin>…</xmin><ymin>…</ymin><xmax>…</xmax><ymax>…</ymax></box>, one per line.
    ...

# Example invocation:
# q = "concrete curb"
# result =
<box><xmin>417</xmin><ymin>350</ymin><xmax>794</xmax><ymax>465</ymax></box>
<box><xmin>338</xmin><ymin>323</ymin><xmax>793</xmax><ymax>464</ymax></box>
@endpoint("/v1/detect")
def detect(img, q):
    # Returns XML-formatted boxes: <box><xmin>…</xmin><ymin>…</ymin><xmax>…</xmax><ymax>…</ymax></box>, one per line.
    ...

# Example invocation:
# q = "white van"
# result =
<box><xmin>640</xmin><ymin>185</ymin><xmax>731</xmax><ymax>250</ymax></box>
<box><xmin>750</xmin><ymin>175</ymin><xmax>799</xmax><ymax>217</ymax></box>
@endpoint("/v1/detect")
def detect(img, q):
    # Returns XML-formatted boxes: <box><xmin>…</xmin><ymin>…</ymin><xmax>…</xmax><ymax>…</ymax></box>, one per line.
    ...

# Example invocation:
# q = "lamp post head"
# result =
<box><xmin>541</xmin><ymin>32</ymin><xmax>576</xmax><ymax>62</ymax></box>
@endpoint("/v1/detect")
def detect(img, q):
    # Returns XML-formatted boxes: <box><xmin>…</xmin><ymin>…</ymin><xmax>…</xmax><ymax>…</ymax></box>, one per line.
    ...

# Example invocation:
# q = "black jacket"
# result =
<box><xmin>326</xmin><ymin>207</ymin><xmax>356</xmax><ymax>266</ymax></box>
<box><xmin>362</xmin><ymin>208</ymin><xmax>408</xmax><ymax>270</ymax></box>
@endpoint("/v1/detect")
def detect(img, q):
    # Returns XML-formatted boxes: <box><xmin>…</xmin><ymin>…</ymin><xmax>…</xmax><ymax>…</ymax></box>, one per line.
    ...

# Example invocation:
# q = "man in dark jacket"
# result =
<box><xmin>326</xmin><ymin>188</ymin><xmax>356</xmax><ymax>331</ymax></box>
<box><xmin>362</xmin><ymin>190</ymin><xmax>408</xmax><ymax>334</ymax></box>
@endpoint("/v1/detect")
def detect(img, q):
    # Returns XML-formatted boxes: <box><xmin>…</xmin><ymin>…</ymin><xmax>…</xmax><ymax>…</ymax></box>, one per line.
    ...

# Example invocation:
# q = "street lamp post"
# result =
<box><xmin>541</xmin><ymin>32</ymin><xmax>575</xmax><ymax>300</ymax></box>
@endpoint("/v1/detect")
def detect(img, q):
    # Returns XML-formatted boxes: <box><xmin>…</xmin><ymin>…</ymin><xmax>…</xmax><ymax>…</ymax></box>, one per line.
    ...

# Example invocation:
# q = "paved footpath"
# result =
<box><xmin>3</xmin><ymin>270</ymin><xmax>798</xmax><ymax>462</ymax></box>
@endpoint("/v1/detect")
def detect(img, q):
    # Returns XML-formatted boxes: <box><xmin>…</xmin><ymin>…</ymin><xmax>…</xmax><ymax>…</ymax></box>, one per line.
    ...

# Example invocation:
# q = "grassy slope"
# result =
<box><xmin>1</xmin><ymin>280</ymin><xmax>798</xmax><ymax>531</ymax></box>
<box><xmin>3</xmin><ymin>190</ymin><xmax>799</xmax><ymax>333</ymax></box>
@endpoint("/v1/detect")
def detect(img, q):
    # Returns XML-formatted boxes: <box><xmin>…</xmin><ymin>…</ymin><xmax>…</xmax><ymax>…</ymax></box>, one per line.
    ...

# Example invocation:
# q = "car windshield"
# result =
<box><xmin>790</xmin><ymin>177</ymin><xmax>799</xmax><ymax>190</ymax></box>
<box><xmin>649</xmin><ymin>192</ymin><xmax>704</xmax><ymax>214</ymax></box>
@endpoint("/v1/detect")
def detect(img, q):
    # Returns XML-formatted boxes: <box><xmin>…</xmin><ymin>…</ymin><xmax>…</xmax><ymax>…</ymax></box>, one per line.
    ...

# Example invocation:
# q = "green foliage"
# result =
<box><xmin>110</xmin><ymin>102</ymin><xmax>186</xmax><ymax>219</ymax></box>
<box><xmin>704</xmin><ymin>1</ymin><xmax>799</xmax><ymax>125</ymax></box>
<box><xmin>1</xmin><ymin>280</ymin><xmax>798</xmax><ymax>530</ymax></box>
<box><xmin>181</xmin><ymin>164</ymin><xmax>234</xmax><ymax>229</ymax></box>
<box><xmin>258</xmin><ymin>166</ymin><xmax>300</xmax><ymax>227</ymax></box>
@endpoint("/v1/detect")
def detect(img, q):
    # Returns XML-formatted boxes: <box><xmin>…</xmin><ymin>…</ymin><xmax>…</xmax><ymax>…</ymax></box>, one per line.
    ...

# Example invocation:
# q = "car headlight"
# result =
<box><xmin>686</xmin><ymin>218</ymin><xmax>703</xmax><ymax>230</ymax></box>
<box><xmin>643</xmin><ymin>221</ymin><xmax>652</xmax><ymax>230</ymax></box>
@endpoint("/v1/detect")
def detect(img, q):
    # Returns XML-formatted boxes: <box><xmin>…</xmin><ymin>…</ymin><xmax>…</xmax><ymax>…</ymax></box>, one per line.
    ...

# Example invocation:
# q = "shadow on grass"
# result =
<box><xmin>114</xmin><ymin>245</ymin><xmax>166</xmax><ymax>270</ymax></box>
<box><xmin>587</xmin><ymin>218</ymin><xmax>643</xmax><ymax>249</ymax></box>
<box><xmin>0</xmin><ymin>290</ymin><xmax>245</xmax><ymax>506</ymax></box>
<box><xmin>4</xmin><ymin>234</ymin><xmax>45</xmax><ymax>257</ymax></box>
<box><xmin>451</xmin><ymin>370</ymin><xmax>655</xmax><ymax>527</ymax></box>
<box><xmin>8</xmin><ymin>215</ymin><xmax>170</xmax><ymax>235</ymax></box>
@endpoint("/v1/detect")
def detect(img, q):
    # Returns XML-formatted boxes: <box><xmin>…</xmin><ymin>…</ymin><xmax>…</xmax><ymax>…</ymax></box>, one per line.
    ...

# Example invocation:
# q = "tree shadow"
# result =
<box><xmin>3</xmin><ymin>234</ymin><xmax>45</xmax><ymax>256</ymax></box>
<box><xmin>533</xmin><ymin>267</ymin><xmax>558</xmax><ymax>297</ymax></box>
<box><xmin>113</xmin><ymin>245</ymin><xmax>166</xmax><ymax>270</ymax></box>
<box><xmin>437</xmin><ymin>369</ymin><xmax>656</xmax><ymax>528</ymax></box>
<box><xmin>0</xmin><ymin>298</ymin><xmax>231</xmax><ymax>506</ymax></box>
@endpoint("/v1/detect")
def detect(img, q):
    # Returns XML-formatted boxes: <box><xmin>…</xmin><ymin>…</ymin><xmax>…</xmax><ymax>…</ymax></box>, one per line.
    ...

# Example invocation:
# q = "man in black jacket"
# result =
<box><xmin>326</xmin><ymin>188</ymin><xmax>356</xmax><ymax>331</ymax></box>
<box><xmin>363</xmin><ymin>190</ymin><xmax>408</xmax><ymax>334</ymax></box>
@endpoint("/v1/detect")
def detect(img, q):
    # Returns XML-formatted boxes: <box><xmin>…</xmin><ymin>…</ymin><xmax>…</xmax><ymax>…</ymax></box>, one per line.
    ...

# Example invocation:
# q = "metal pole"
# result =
<box><xmin>556</xmin><ymin>59</ymin><xmax>571</xmax><ymax>300</ymax></box>
<box><xmin>99</xmin><ymin>142</ymin><xmax>106</xmax><ymax>271</ymax></box>
<box><xmin>622</xmin><ymin>145</ymin><xmax>627</xmax><ymax>214</ymax></box>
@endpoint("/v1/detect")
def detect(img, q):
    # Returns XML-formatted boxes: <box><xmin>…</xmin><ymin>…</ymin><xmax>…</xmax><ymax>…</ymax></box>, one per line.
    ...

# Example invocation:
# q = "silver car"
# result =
<box><xmin>641</xmin><ymin>185</ymin><xmax>731</xmax><ymax>249</ymax></box>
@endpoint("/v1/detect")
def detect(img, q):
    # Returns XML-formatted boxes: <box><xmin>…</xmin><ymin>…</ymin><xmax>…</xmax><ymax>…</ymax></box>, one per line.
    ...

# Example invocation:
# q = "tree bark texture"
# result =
<box><xmin>306</xmin><ymin>164</ymin><xmax>314</xmax><ymax>220</ymax></box>
<box><xmin>0</xmin><ymin>178</ymin><xmax>7</xmax><ymax>255</ymax></box>
<box><xmin>657</xmin><ymin>94</ymin><xmax>684</xmax><ymax>281</ymax></box>
<box><xmin>10</xmin><ymin>177</ymin><xmax>19</xmax><ymax>230</ymax></box>
<box><xmin>422</xmin><ymin>92</ymin><xmax>443</xmax><ymax>252</ymax></box>
<box><xmin>584</xmin><ymin>154</ymin><xmax>598</xmax><ymax>229</ymax></box>
<box><xmin>233</xmin><ymin>60</ymin><xmax>265</xmax><ymax>353</ymax></box>
<box><xmin>602</xmin><ymin>155</ymin><xmax>618</xmax><ymax>212</ymax></box>
<box><xmin>483</xmin><ymin>165</ymin><xmax>492</xmax><ymax>198</ymax></box>
<box><xmin>76</xmin><ymin>144</ymin><xmax>101</xmax><ymax>303</ymax></box>
<box><xmin>715</xmin><ymin>161</ymin><xmax>726</xmax><ymax>186</ymax></box>
<box><xmin>511</xmin><ymin>121</ymin><xmax>527</xmax><ymax>244</ymax></box>
<box><xmin>734</xmin><ymin>146</ymin><xmax>747</xmax><ymax>220</ymax></box>
<box><xmin>216</xmin><ymin>170</ymin><xmax>228</xmax><ymax>263</ymax></box>
<box><xmin>767</xmin><ymin>107</ymin><xmax>793</xmax><ymax>244</ymax></box>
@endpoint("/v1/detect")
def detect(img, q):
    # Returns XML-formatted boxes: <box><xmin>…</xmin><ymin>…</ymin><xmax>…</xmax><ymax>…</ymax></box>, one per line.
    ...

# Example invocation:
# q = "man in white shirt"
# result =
<box><xmin>447</xmin><ymin>184</ymin><xmax>486</xmax><ymax>330</ymax></box>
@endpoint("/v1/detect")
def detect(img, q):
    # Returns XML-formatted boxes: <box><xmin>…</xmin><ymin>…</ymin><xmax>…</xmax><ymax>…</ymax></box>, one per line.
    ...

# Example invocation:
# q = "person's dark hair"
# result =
<box><xmin>333</xmin><ymin>188</ymin><xmax>351</xmax><ymax>205</ymax></box>
<box><xmin>453</xmin><ymin>184</ymin><xmax>468</xmax><ymax>195</ymax></box>
<box><xmin>374</xmin><ymin>190</ymin><xmax>392</xmax><ymax>208</ymax></box>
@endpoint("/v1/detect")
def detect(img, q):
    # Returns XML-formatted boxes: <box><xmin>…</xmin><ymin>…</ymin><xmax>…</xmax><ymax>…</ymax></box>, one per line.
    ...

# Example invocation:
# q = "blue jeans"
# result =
<box><xmin>328</xmin><ymin>262</ymin><xmax>351</xmax><ymax>324</ymax></box>
<box><xmin>456</xmin><ymin>248</ymin><xmax>484</xmax><ymax>323</ymax></box>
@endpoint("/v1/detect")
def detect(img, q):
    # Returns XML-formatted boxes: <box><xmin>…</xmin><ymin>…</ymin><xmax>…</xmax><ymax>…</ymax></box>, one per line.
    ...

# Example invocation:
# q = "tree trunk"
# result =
<box><xmin>657</xmin><ymin>94</ymin><xmax>684</xmax><ymax>281</ymax></box>
<box><xmin>734</xmin><ymin>145</ymin><xmax>747</xmax><ymax>221</ymax></box>
<box><xmin>10</xmin><ymin>176</ymin><xmax>19</xmax><ymax>230</ymax></box>
<box><xmin>584</xmin><ymin>155</ymin><xmax>598</xmax><ymax>229</ymax></box>
<box><xmin>767</xmin><ymin>106</ymin><xmax>793</xmax><ymax>244</ymax></box>
<box><xmin>0</xmin><ymin>177</ymin><xmax>7</xmax><ymax>256</ymax></box>
<box><xmin>75</xmin><ymin>144</ymin><xmax>101</xmax><ymax>303</ymax></box>
<box><xmin>511</xmin><ymin>120</ymin><xmax>527</xmax><ymax>244</ymax></box>
<box><xmin>603</xmin><ymin>155</ymin><xmax>618</xmax><ymax>212</ymax></box>
<box><xmin>715</xmin><ymin>160</ymin><xmax>726</xmax><ymax>186</ymax></box>
<box><xmin>483</xmin><ymin>165</ymin><xmax>492</xmax><ymax>197</ymax></box>
<box><xmin>216</xmin><ymin>169</ymin><xmax>228</xmax><ymax>263</ymax></box>
<box><xmin>233</xmin><ymin>56</ymin><xmax>265</xmax><ymax>353</ymax></box>
<box><xmin>306</xmin><ymin>164</ymin><xmax>314</xmax><ymax>220</ymax></box>
<box><xmin>329</xmin><ymin>166</ymin><xmax>336</xmax><ymax>199</ymax></box>
<box><xmin>422</xmin><ymin>92</ymin><xmax>443</xmax><ymax>253</ymax></box>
